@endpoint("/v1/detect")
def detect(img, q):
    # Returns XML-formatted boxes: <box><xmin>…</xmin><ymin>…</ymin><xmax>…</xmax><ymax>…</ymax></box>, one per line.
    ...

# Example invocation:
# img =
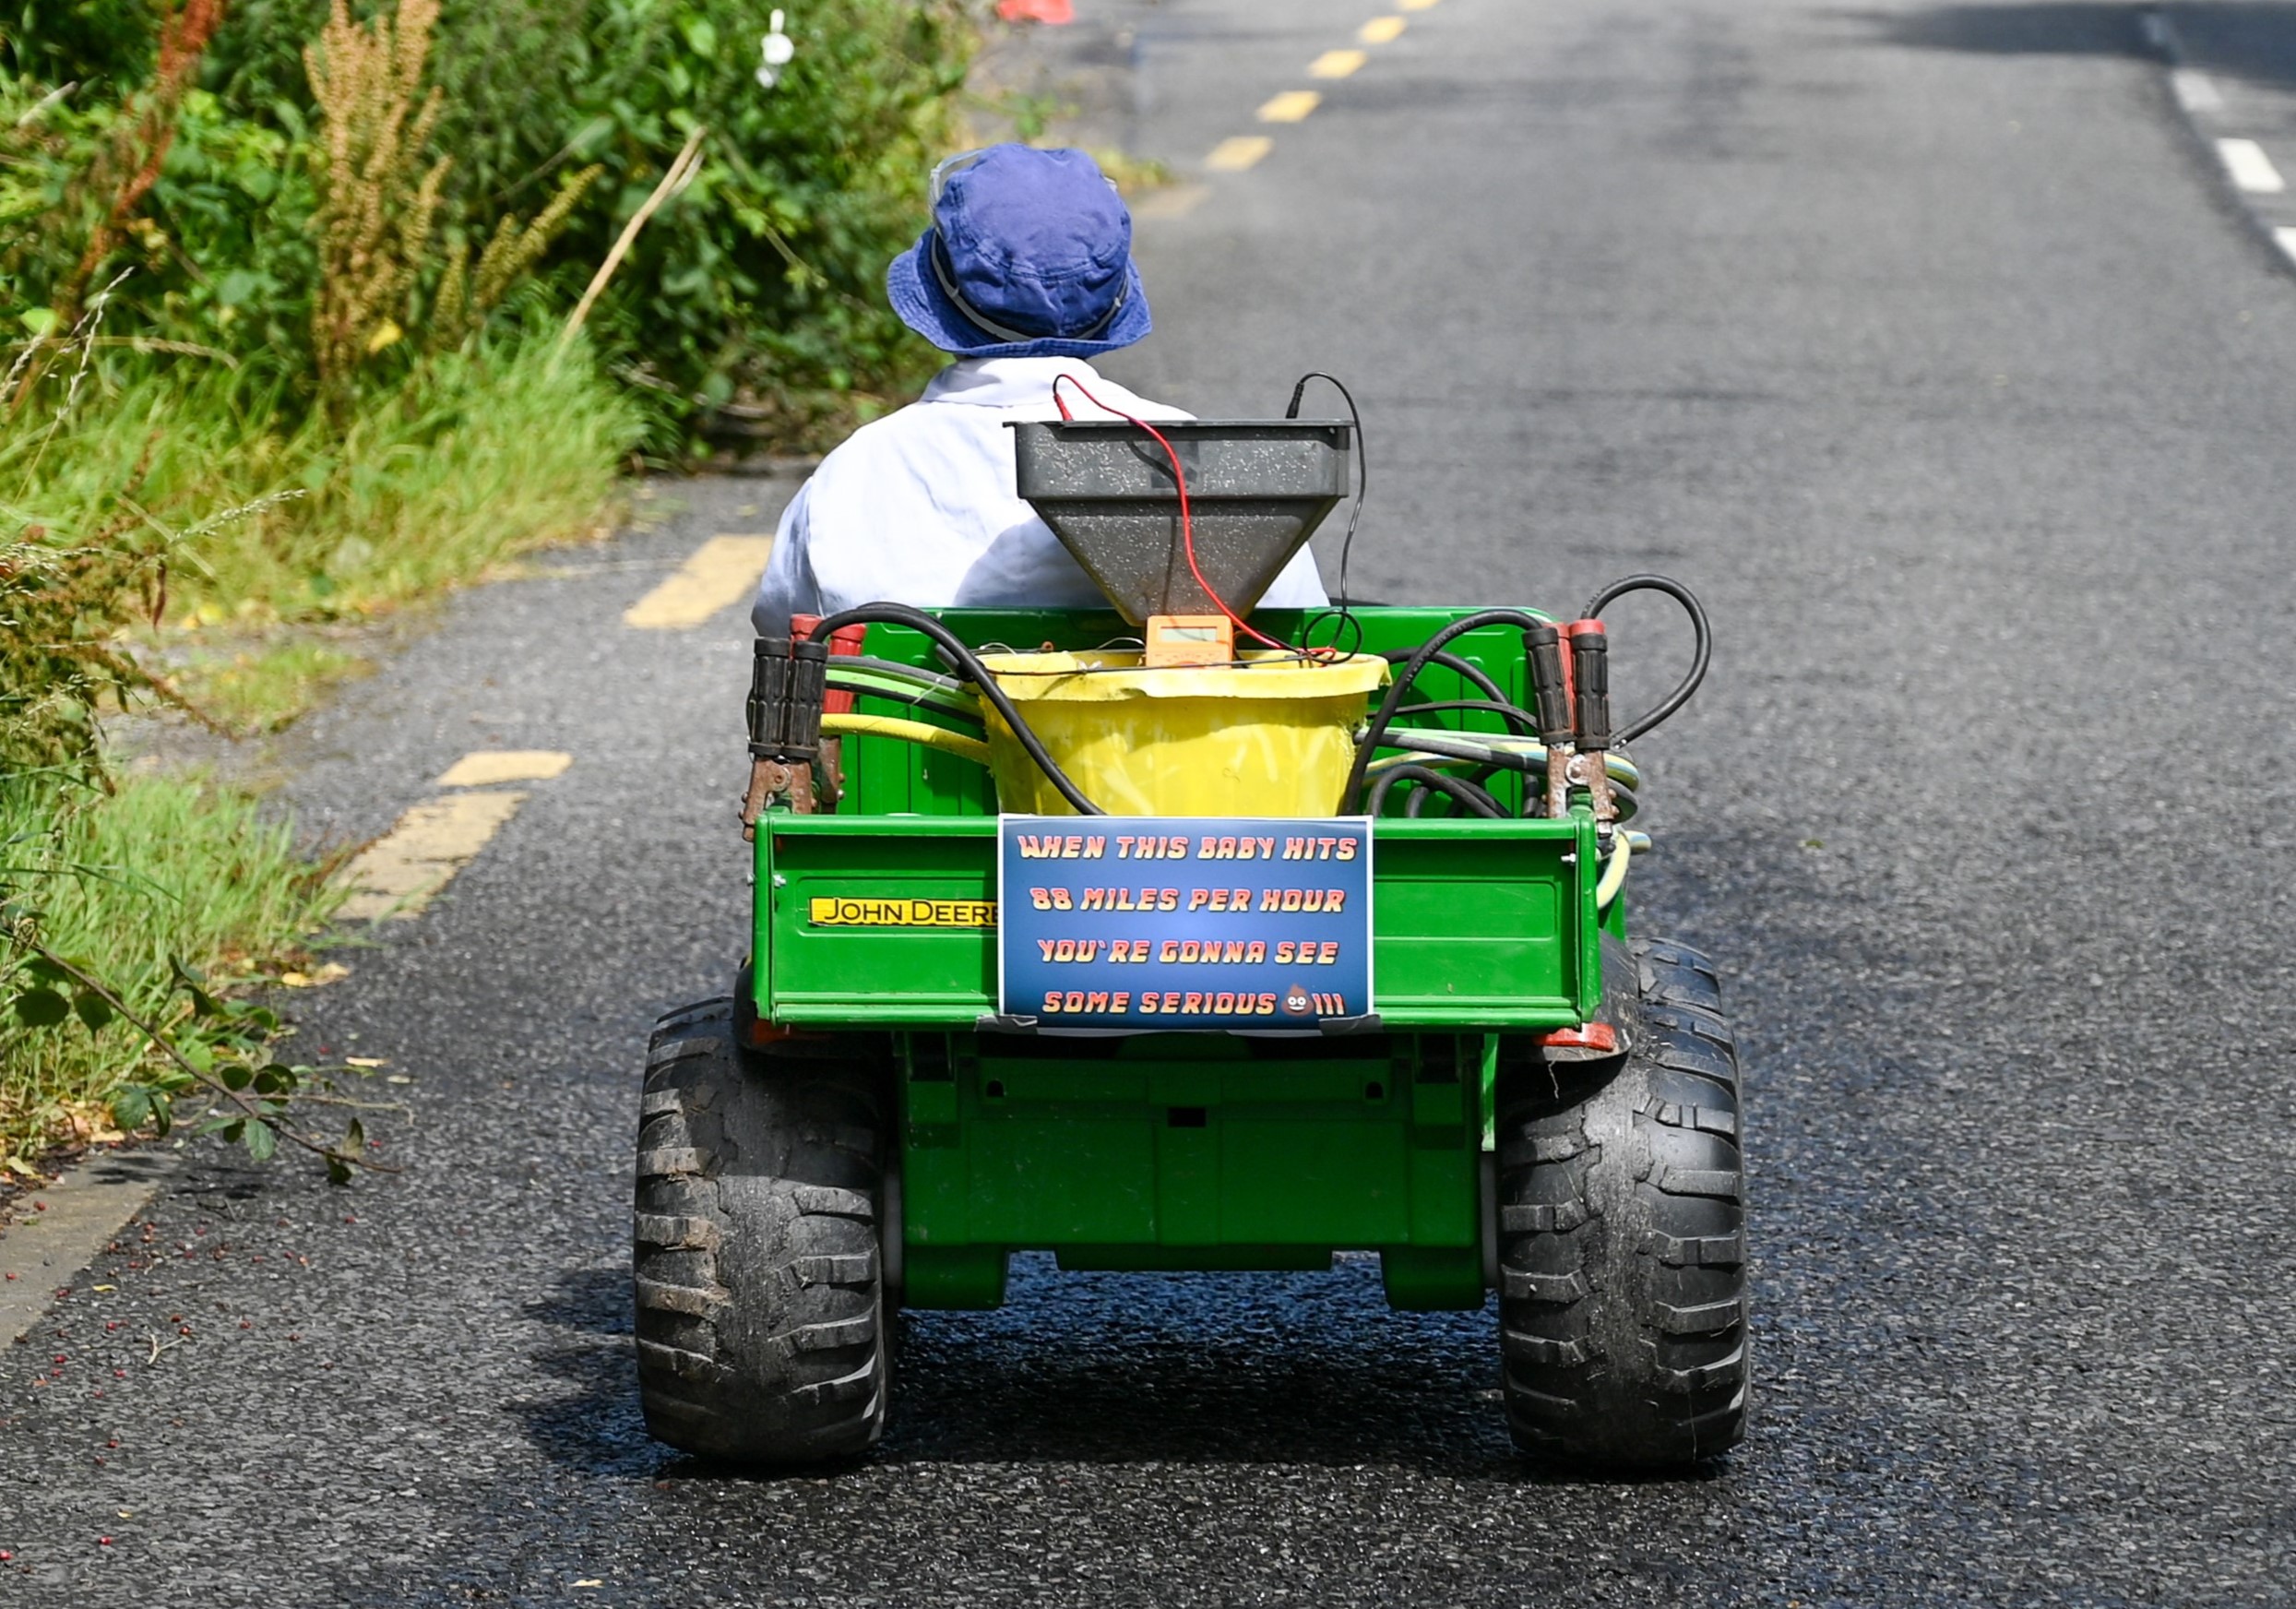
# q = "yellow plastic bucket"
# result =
<box><xmin>979</xmin><ymin>650</ymin><xmax>1389</xmax><ymax>817</ymax></box>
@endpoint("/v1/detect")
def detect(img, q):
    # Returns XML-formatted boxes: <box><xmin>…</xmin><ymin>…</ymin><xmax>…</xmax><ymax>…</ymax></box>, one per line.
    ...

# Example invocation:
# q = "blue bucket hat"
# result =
<box><xmin>886</xmin><ymin>145</ymin><xmax>1153</xmax><ymax>358</ymax></box>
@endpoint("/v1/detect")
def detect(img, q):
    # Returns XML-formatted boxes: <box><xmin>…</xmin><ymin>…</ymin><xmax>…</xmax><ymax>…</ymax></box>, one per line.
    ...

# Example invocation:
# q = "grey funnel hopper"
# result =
<box><xmin>1009</xmin><ymin>419</ymin><xmax>1351</xmax><ymax>625</ymax></box>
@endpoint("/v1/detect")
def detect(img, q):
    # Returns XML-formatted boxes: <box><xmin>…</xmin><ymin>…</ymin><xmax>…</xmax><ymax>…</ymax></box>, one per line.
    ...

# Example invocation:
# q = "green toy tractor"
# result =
<box><xmin>633</xmin><ymin>417</ymin><xmax>1747</xmax><ymax>1472</ymax></box>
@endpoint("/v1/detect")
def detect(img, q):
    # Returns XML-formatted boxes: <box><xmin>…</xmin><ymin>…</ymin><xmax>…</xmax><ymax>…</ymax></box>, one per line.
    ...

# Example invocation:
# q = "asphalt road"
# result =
<box><xmin>7</xmin><ymin>0</ymin><xmax>2296</xmax><ymax>1603</ymax></box>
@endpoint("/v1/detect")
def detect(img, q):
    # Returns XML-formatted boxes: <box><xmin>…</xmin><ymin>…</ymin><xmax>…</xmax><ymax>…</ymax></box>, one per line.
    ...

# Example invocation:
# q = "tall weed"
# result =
<box><xmin>304</xmin><ymin>0</ymin><xmax>446</xmax><ymax>398</ymax></box>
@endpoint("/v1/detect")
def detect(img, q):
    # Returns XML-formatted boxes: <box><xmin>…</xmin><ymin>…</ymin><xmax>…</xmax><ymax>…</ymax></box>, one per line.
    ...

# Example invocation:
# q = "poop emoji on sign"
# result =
<box><xmin>1281</xmin><ymin>983</ymin><xmax>1315</xmax><ymax>1017</ymax></box>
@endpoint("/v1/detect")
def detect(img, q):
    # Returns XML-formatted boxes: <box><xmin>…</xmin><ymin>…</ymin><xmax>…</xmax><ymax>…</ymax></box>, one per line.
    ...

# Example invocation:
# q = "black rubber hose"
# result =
<box><xmin>1402</xmin><ymin>762</ymin><xmax>1508</xmax><ymax>818</ymax></box>
<box><xmin>812</xmin><ymin>602</ymin><xmax>1104</xmax><ymax>816</ymax></box>
<box><xmin>1368</xmin><ymin>763</ymin><xmax>1505</xmax><ymax>819</ymax></box>
<box><xmin>1378</xmin><ymin>647</ymin><xmax>1507</xmax><ymax>704</ymax></box>
<box><xmin>1394</xmin><ymin>698</ymin><xmax>1540</xmax><ymax>735</ymax></box>
<box><xmin>827</xmin><ymin>679</ymin><xmax>989</xmax><ymax>732</ymax></box>
<box><xmin>1455</xmin><ymin>764</ymin><xmax>1509</xmax><ymax>818</ymax></box>
<box><xmin>1347</xmin><ymin>610</ymin><xmax>1550</xmax><ymax>811</ymax></box>
<box><xmin>842</xmin><ymin>654</ymin><xmax>969</xmax><ymax>694</ymax></box>
<box><xmin>1577</xmin><ymin>574</ymin><xmax>1711</xmax><ymax>745</ymax></box>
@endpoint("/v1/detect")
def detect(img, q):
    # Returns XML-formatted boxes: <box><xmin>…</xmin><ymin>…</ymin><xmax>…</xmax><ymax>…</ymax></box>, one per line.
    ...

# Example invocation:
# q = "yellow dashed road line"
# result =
<box><xmin>1133</xmin><ymin>183</ymin><xmax>1210</xmax><ymax>220</ymax></box>
<box><xmin>622</xmin><ymin>533</ymin><xmax>774</xmax><ymax>629</ymax></box>
<box><xmin>1207</xmin><ymin>135</ymin><xmax>1275</xmax><ymax>172</ymax></box>
<box><xmin>1202</xmin><ymin>6</ymin><xmax>1439</xmax><ymax>182</ymax></box>
<box><xmin>434</xmin><ymin>749</ymin><xmax>573</xmax><ymax>788</ymax></box>
<box><xmin>337</xmin><ymin>790</ymin><xmax>531</xmax><ymax>922</ymax></box>
<box><xmin>1258</xmin><ymin>89</ymin><xmax>1322</xmax><ymax>123</ymax></box>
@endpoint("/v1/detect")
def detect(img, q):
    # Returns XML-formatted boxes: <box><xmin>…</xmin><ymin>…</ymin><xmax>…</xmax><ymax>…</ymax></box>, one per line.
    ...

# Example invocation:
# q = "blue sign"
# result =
<box><xmin>997</xmin><ymin>816</ymin><xmax>1374</xmax><ymax>1030</ymax></box>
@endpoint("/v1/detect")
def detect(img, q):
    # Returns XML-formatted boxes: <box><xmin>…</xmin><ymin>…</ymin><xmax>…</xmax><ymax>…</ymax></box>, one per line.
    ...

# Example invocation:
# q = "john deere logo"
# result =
<box><xmin>808</xmin><ymin>897</ymin><xmax>996</xmax><ymax>930</ymax></box>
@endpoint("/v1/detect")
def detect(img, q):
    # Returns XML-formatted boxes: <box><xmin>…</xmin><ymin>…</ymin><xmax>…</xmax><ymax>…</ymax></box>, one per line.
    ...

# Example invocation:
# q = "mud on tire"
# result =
<box><xmin>1496</xmin><ymin>937</ymin><xmax>1749</xmax><ymax>1471</ymax></box>
<box><xmin>633</xmin><ymin>998</ymin><xmax>891</xmax><ymax>1465</ymax></box>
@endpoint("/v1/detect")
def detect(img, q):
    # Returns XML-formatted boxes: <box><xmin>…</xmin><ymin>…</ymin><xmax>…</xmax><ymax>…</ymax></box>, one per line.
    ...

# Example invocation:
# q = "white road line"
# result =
<box><xmin>2274</xmin><ymin>227</ymin><xmax>2296</xmax><ymax>265</ymax></box>
<box><xmin>2172</xmin><ymin>68</ymin><xmax>2224</xmax><ymax>113</ymax></box>
<box><xmin>2218</xmin><ymin>137</ymin><xmax>2286</xmax><ymax>195</ymax></box>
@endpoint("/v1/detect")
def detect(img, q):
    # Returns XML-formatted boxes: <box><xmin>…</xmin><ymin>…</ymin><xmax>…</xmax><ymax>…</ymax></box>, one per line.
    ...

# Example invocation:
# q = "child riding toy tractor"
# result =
<box><xmin>632</xmin><ymin>413</ymin><xmax>1746</xmax><ymax>1472</ymax></box>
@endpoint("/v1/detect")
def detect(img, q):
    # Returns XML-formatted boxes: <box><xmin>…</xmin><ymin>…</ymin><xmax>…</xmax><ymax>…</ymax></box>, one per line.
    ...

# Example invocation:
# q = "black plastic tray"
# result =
<box><xmin>1009</xmin><ymin>419</ymin><xmax>1351</xmax><ymax>624</ymax></box>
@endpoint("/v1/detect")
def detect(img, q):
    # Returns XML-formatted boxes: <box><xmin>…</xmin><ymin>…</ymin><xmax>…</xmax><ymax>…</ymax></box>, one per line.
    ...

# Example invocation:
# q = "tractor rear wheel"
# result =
<box><xmin>632</xmin><ymin>998</ymin><xmax>892</xmax><ymax>1465</ymax></box>
<box><xmin>1495</xmin><ymin>937</ymin><xmax>1749</xmax><ymax>1470</ymax></box>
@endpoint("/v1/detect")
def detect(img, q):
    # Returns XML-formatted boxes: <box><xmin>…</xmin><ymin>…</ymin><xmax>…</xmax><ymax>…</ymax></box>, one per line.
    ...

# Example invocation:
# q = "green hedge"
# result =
<box><xmin>3</xmin><ymin>0</ymin><xmax>974</xmax><ymax>452</ymax></box>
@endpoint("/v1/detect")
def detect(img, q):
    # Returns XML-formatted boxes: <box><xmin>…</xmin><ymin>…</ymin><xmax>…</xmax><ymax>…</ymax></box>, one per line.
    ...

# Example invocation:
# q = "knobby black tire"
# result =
<box><xmin>632</xmin><ymin>998</ymin><xmax>891</xmax><ymax>1465</ymax></box>
<box><xmin>1496</xmin><ymin>937</ymin><xmax>1749</xmax><ymax>1470</ymax></box>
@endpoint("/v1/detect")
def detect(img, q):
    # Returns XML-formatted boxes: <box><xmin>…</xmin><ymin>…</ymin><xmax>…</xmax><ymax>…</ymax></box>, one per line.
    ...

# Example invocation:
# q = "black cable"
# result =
<box><xmin>1434</xmin><ymin>764</ymin><xmax>1509</xmax><ymax>818</ymax></box>
<box><xmin>1300</xmin><ymin>605</ymin><xmax>1364</xmax><ymax>661</ymax></box>
<box><xmin>1577</xmin><ymin>573</ymin><xmax>1711</xmax><ymax>745</ymax></box>
<box><xmin>1288</xmin><ymin>371</ymin><xmax>1367</xmax><ymax>658</ymax></box>
<box><xmin>1367</xmin><ymin>763</ymin><xmax>1505</xmax><ymax>819</ymax></box>
<box><xmin>1379</xmin><ymin>732</ymin><xmax>1639</xmax><ymax>821</ymax></box>
<box><xmin>1395</xmin><ymin>698</ymin><xmax>1540</xmax><ymax>736</ymax></box>
<box><xmin>843</xmin><ymin>655</ymin><xmax>967</xmax><ymax>694</ymax></box>
<box><xmin>829</xmin><ymin>681</ymin><xmax>989</xmax><ymax>733</ymax></box>
<box><xmin>1344</xmin><ymin>609</ymin><xmax>1550</xmax><ymax>812</ymax></box>
<box><xmin>1378</xmin><ymin>647</ymin><xmax>1508</xmax><ymax>704</ymax></box>
<box><xmin>812</xmin><ymin>603</ymin><xmax>1104</xmax><ymax>815</ymax></box>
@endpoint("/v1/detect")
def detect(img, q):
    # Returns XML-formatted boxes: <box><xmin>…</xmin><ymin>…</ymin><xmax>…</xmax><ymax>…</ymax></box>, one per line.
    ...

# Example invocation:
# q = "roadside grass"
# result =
<box><xmin>8</xmin><ymin>328</ymin><xmax>640</xmax><ymax>730</ymax></box>
<box><xmin>200</xmin><ymin>334</ymin><xmax>639</xmax><ymax>615</ymax></box>
<box><xmin>2</xmin><ymin>330</ymin><xmax>639</xmax><ymax>1162</ymax></box>
<box><xmin>169</xmin><ymin>638</ymin><xmax>377</xmax><ymax>735</ymax></box>
<box><xmin>0</xmin><ymin>772</ymin><xmax>345</xmax><ymax>1164</ymax></box>
<box><xmin>16</xmin><ymin>331</ymin><xmax>640</xmax><ymax>626</ymax></box>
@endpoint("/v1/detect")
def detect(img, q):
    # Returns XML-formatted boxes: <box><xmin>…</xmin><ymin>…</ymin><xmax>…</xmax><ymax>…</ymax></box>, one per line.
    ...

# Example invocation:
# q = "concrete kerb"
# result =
<box><xmin>0</xmin><ymin>1148</ymin><xmax>174</xmax><ymax>1345</ymax></box>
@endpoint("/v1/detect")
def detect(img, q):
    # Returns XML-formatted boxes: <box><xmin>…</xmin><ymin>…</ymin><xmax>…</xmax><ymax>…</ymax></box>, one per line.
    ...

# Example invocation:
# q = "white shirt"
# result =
<box><xmin>750</xmin><ymin>356</ymin><xmax>1329</xmax><ymax>635</ymax></box>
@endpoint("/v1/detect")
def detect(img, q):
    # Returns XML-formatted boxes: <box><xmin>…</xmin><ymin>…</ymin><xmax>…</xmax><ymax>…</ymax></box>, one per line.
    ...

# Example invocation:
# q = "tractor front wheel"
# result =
<box><xmin>632</xmin><ymin>999</ymin><xmax>892</xmax><ymax>1465</ymax></box>
<box><xmin>1495</xmin><ymin>937</ymin><xmax>1749</xmax><ymax>1470</ymax></box>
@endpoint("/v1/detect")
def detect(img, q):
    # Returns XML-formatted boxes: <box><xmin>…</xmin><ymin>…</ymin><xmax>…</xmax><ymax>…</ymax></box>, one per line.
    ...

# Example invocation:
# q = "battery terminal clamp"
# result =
<box><xmin>1563</xmin><ymin>620</ymin><xmax>1618</xmax><ymax>825</ymax></box>
<box><xmin>743</xmin><ymin>632</ymin><xmax>830</xmax><ymax>830</ymax></box>
<box><xmin>1526</xmin><ymin>620</ymin><xmax>1576</xmax><ymax>819</ymax></box>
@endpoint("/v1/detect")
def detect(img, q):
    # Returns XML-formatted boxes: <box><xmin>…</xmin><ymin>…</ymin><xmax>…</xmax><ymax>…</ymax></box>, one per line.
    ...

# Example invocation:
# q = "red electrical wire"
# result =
<box><xmin>1049</xmin><ymin>373</ymin><xmax>1295</xmax><ymax>654</ymax></box>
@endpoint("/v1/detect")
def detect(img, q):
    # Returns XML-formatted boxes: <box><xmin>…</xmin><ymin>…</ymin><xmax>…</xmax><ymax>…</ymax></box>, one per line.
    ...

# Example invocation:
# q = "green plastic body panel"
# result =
<box><xmin>758</xmin><ymin>816</ymin><xmax>1599</xmax><ymax>1028</ymax></box>
<box><xmin>897</xmin><ymin>1030</ymin><xmax>1494</xmax><ymax>1310</ymax></box>
<box><xmin>744</xmin><ymin>606</ymin><xmax>1620</xmax><ymax>1312</ymax></box>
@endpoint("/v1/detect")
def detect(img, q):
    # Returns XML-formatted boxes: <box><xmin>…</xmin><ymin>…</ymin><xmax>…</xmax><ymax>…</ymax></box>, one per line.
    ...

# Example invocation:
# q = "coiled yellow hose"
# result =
<box><xmin>1595</xmin><ymin>831</ymin><xmax>1632</xmax><ymax>910</ymax></box>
